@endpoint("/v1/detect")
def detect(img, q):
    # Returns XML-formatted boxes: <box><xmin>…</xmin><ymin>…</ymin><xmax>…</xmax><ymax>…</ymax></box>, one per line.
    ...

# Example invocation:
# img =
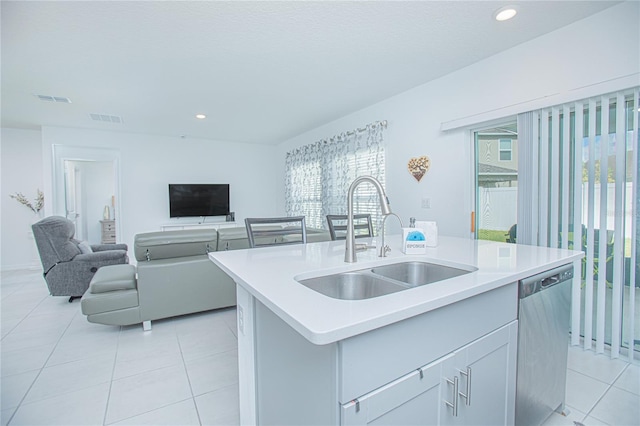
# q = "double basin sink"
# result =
<box><xmin>297</xmin><ymin>261</ymin><xmax>475</xmax><ymax>300</ymax></box>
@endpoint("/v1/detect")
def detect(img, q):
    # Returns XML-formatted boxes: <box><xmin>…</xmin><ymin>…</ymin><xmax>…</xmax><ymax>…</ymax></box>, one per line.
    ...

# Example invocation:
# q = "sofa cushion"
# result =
<box><xmin>77</xmin><ymin>240</ymin><xmax>93</xmax><ymax>254</ymax></box>
<box><xmin>134</xmin><ymin>229</ymin><xmax>218</xmax><ymax>261</ymax></box>
<box><xmin>217</xmin><ymin>227</ymin><xmax>251</xmax><ymax>250</ymax></box>
<box><xmin>89</xmin><ymin>264</ymin><xmax>137</xmax><ymax>293</ymax></box>
<box><xmin>136</xmin><ymin>256</ymin><xmax>236</xmax><ymax>321</ymax></box>
<box><xmin>81</xmin><ymin>289</ymin><xmax>139</xmax><ymax>315</ymax></box>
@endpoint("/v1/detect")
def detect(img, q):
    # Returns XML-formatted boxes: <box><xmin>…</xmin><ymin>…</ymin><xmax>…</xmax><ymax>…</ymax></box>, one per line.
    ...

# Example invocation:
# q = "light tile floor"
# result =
<box><xmin>1</xmin><ymin>269</ymin><xmax>638</xmax><ymax>425</ymax></box>
<box><xmin>1</xmin><ymin>269</ymin><xmax>238</xmax><ymax>426</ymax></box>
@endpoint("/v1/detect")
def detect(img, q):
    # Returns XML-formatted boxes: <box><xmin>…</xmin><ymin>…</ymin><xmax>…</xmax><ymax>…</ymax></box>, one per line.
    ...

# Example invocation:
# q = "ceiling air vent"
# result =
<box><xmin>35</xmin><ymin>94</ymin><xmax>72</xmax><ymax>103</ymax></box>
<box><xmin>89</xmin><ymin>113</ymin><xmax>123</xmax><ymax>124</ymax></box>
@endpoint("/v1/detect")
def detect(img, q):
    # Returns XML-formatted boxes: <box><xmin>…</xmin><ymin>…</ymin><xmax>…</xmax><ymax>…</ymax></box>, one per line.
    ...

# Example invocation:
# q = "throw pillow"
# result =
<box><xmin>78</xmin><ymin>241</ymin><xmax>93</xmax><ymax>254</ymax></box>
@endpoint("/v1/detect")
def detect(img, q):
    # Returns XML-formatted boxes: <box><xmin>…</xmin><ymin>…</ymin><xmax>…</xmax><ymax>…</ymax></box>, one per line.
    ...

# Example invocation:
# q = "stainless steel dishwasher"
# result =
<box><xmin>515</xmin><ymin>264</ymin><xmax>574</xmax><ymax>426</ymax></box>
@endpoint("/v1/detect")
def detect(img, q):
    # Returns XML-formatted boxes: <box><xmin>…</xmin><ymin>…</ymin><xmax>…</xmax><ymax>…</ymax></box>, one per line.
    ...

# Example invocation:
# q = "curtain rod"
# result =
<box><xmin>325</xmin><ymin>120</ymin><xmax>388</xmax><ymax>142</ymax></box>
<box><xmin>287</xmin><ymin>120</ymin><xmax>389</xmax><ymax>156</ymax></box>
<box><xmin>347</xmin><ymin>120</ymin><xmax>387</xmax><ymax>136</ymax></box>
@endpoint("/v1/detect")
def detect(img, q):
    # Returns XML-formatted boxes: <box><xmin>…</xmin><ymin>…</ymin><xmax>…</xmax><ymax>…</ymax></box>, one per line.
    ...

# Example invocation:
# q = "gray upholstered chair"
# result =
<box><xmin>32</xmin><ymin>216</ymin><xmax>129</xmax><ymax>302</ymax></box>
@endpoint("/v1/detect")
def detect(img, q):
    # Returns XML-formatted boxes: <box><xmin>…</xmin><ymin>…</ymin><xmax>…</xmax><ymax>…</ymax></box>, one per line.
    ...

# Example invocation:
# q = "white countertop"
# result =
<box><xmin>209</xmin><ymin>235</ymin><xmax>583</xmax><ymax>345</ymax></box>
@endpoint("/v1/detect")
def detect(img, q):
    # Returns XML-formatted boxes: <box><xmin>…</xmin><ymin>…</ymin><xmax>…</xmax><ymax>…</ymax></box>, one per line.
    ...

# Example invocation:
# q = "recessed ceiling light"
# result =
<box><xmin>195</xmin><ymin>114</ymin><xmax>206</xmax><ymax>119</ymax></box>
<box><xmin>495</xmin><ymin>6</ymin><xmax>517</xmax><ymax>22</ymax></box>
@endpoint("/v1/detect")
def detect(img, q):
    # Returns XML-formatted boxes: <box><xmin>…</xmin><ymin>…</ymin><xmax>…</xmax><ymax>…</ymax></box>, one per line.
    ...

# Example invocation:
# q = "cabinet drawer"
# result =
<box><xmin>341</xmin><ymin>355</ymin><xmax>449</xmax><ymax>425</ymax></box>
<box><xmin>101</xmin><ymin>220</ymin><xmax>115</xmax><ymax>230</ymax></box>
<box><xmin>101</xmin><ymin>220</ymin><xmax>117</xmax><ymax>244</ymax></box>
<box><xmin>338</xmin><ymin>283</ymin><xmax>517</xmax><ymax>403</ymax></box>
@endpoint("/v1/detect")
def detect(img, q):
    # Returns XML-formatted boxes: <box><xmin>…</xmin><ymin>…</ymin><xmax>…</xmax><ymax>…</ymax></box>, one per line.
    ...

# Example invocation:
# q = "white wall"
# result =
<box><xmin>40</xmin><ymin>127</ymin><xmax>279</xmax><ymax>258</ymax></box>
<box><xmin>1</xmin><ymin>128</ymin><xmax>45</xmax><ymax>270</ymax></box>
<box><xmin>0</xmin><ymin>127</ymin><xmax>278</xmax><ymax>270</ymax></box>
<box><xmin>276</xmin><ymin>1</ymin><xmax>640</xmax><ymax>238</ymax></box>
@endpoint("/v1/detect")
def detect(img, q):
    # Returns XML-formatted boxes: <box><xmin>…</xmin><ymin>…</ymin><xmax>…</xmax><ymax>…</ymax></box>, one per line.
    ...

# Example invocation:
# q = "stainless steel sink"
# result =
<box><xmin>297</xmin><ymin>261</ymin><xmax>475</xmax><ymax>300</ymax></box>
<box><xmin>371</xmin><ymin>261</ymin><xmax>473</xmax><ymax>287</ymax></box>
<box><xmin>297</xmin><ymin>272</ymin><xmax>408</xmax><ymax>300</ymax></box>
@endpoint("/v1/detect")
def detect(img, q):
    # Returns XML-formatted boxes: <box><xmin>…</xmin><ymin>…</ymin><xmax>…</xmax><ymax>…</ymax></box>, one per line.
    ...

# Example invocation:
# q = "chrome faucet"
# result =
<box><xmin>379</xmin><ymin>213</ymin><xmax>404</xmax><ymax>257</ymax></box>
<box><xmin>345</xmin><ymin>176</ymin><xmax>392</xmax><ymax>263</ymax></box>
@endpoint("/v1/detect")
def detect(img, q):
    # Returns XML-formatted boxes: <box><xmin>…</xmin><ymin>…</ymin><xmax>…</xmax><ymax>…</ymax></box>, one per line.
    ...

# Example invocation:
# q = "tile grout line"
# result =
<box><xmin>102</xmin><ymin>320</ymin><xmax>198</xmax><ymax>425</ymax></box>
<box><xmin>0</xmin><ymin>288</ymin><xmax>50</xmax><ymax>342</ymax></box>
<box><xmin>583</xmin><ymin>385</ymin><xmax>640</xmax><ymax>426</ymax></box>
<box><xmin>176</xmin><ymin>319</ymin><xmax>204</xmax><ymax>426</ymax></box>
<box><xmin>2</xmin><ymin>279</ymin><xmax>56</xmax><ymax>423</ymax></box>
<box><xmin>580</xmin><ymin>363</ymin><xmax>629</xmax><ymax>422</ymax></box>
<box><xmin>102</xmin><ymin>324</ymin><xmax>123</xmax><ymax>426</ymax></box>
<box><xmin>4</xmin><ymin>297</ymin><xmax>77</xmax><ymax>425</ymax></box>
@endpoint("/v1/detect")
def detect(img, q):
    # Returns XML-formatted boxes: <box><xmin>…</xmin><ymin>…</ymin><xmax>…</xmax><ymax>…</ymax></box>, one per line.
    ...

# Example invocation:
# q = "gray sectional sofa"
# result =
<box><xmin>80</xmin><ymin>225</ymin><xmax>330</xmax><ymax>329</ymax></box>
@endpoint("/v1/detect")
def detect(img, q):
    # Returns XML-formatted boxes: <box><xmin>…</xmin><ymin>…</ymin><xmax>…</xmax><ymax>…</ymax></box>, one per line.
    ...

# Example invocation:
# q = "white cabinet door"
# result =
<box><xmin>342</xmin><ymin>322</ymin><xmax>517</xmax><ymax>426</ymax></box>
<box><xmin>442</xmin><ymin>321</ymin><xmax>518</xmax><ymax>426</ymax></box>
<box><xmin>341</xmin><ymin>355</ymin><xmax>452</xmax><ymax>426</ymax></box>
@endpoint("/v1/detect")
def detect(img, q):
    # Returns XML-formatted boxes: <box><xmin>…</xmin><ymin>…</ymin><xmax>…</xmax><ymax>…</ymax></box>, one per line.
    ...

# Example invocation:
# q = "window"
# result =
<box><xmin>499</xmin><ymin>139</ymin><xmax>512</xmax><ymax>161</ymax></box>
<box><xmin>285</xmin><ymin>122</ymin><xmax>386</xmax><ymax>233</ymax></box>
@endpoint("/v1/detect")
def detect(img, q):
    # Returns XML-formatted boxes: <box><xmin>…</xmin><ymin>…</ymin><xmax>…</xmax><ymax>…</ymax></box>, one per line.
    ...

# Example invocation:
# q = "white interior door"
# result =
<box><xmin>63</xmin><ymin>160</ymin><xmax>85</xmax><ymax>239</ymax></box>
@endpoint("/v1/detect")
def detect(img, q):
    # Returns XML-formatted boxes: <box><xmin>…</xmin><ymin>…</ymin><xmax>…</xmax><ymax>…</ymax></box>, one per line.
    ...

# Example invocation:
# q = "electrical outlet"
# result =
<box><xmin>421</xmin><ymin>198</ymin><xmax>431</xmax><ymax>209</ymax></box>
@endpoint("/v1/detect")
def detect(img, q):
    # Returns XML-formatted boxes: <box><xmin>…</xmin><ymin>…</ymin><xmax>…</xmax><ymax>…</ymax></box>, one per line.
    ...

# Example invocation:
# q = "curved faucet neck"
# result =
<box><xmin>379</xmin><ymin>213</ymin><xmax>404</xmax><ymax>257</ymax></box>
<box><xmin>345</xmin><ymin>176</ymin><xmax>391</xmax><ymax>263</ymax></box>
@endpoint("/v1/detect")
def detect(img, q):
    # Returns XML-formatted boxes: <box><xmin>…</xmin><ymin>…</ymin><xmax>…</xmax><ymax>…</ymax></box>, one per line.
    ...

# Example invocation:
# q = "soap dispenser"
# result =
<box><xmin>402</xmin><ymin>217</ymin><xmax>426</xmax><ymax>254</ymax></box>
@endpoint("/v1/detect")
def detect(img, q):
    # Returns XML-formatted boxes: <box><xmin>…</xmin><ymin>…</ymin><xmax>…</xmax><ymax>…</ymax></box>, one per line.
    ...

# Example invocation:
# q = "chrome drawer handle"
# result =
<box><xmin>445</xmin><ymin>376</ymin><xmax>459</xmax><ymax>417</ymax></box>
<box><xmin>459</xmin><ymin>367</ymin><xmax>472</xmax><ymax>406</ymax></box>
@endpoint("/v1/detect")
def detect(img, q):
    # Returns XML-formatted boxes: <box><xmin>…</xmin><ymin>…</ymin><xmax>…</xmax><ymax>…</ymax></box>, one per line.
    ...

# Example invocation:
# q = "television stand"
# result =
<box><xmin>160</xmin><ymin>222</ymin><xmax>237</xmax><ymax>231</ymax></box>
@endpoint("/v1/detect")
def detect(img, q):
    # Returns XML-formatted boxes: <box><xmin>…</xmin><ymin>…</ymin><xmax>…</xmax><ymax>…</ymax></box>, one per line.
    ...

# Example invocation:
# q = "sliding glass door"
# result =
<box><xmin>513</xmin><ymin>89</ymin><xmax>638</xmax><ymax>360</ymax></box>
<box><xmin>473</xmin><ymin>121</ymin><xmax>518</xmax><ymax>243</ymax></box>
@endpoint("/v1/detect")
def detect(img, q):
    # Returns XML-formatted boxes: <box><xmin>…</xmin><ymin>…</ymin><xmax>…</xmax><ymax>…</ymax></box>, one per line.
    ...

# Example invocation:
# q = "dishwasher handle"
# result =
<box><xmin>541</xmin><ymin>275</ymin><xmax>559</xmax><ymax>288</ymax></box>
<box><xmin>519</xmin><ymin>264</ymin><xmax>574</xmax><ymax>299</ymax></box>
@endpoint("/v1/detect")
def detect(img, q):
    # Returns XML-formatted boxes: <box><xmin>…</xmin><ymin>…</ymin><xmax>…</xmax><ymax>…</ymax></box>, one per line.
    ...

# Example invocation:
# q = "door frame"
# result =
<box><xmin>470</xmin><ymin>118</ymin><xmax>518</xmax><ymax>241</ymax></box>
<box><xmin>52</xmin><ymin>145</ymin><xmax>122</xmax><ymax>242</ymax></box>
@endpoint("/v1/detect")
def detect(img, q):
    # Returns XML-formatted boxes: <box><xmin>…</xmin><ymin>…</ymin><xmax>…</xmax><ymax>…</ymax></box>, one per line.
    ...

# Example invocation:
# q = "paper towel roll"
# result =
<box><xmin>416</xmin><ymin>221</ymin><xmax>438</xmax><ymax>247</ymax></box>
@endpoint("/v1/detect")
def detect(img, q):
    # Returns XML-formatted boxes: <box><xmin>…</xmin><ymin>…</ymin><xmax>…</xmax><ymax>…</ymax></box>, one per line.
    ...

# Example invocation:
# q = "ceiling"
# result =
<box><xmin>1</xmin><ymin>1</ymin><xmax>620</xmax><ymax>145</ymax></box>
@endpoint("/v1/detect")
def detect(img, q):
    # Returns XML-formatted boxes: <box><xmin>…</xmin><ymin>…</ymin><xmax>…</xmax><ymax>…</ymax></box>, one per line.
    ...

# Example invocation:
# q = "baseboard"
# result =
<box><xmin>1</xmin><ymin>263</ymin><xmax>42</xmax><ymax>273</ymax></box>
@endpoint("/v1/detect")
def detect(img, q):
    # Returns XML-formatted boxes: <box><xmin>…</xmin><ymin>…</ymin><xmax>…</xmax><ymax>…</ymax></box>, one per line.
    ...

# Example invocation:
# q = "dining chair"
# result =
<box><xmin>326</xmin><ymin>214</ymin><xmax>374</xmax><ymax>241</ymax></box>
<box><xmin>244</xmin><ymin>216</ymin><xmax>307</xmax><ymax>248</ymax></box>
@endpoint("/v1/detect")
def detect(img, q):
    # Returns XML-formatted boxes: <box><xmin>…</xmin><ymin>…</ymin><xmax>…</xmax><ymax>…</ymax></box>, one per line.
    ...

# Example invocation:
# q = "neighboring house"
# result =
<box><xmin>477</xmin><ymin>134</ymin><xmax>518</xmax><ymax>187</ymax></box>
<box><xmin>478</xmin><ymin>163</ymin><xmax>518</xmax><ymax>188</ymax></box>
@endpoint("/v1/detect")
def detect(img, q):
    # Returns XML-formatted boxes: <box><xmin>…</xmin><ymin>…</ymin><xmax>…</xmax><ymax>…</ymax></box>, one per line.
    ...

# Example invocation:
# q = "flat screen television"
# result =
<box><xmin>168</xmin><ymin>184</ymin><xmax>230</xmax><ymax>218</ymax></box>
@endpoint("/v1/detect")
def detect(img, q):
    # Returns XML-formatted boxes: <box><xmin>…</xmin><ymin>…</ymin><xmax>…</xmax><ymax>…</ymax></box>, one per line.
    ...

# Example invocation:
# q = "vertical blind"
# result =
<box><xmin>517</xmin><ymin>88</ymin><xmax>639</xmax><ymax>361</ymax></box>
<box><xmin>284</xmin><ymin>121</ymin><xmax>387</xmax><ymax>231</ymax></box>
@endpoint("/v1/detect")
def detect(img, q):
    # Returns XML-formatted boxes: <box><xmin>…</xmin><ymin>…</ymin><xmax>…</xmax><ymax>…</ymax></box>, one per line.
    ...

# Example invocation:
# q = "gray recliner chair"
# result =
<box><xmin>32</xmin><ymin>216</ymin><xmax>129</xmax><ymax>302</ymax></box>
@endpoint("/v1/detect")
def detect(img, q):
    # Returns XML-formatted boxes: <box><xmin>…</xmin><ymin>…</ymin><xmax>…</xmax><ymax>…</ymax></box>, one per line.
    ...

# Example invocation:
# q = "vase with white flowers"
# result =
<box><xmin>10</xmin><ymin>189</ymin><xmax>44</xmax><ymax>217</ymax></box>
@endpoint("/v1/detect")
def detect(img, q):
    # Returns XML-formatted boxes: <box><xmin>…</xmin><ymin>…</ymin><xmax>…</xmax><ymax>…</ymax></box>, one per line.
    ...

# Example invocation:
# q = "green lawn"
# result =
<box><xmin>478</xmin><ymin>229</ymin><xmax>509</xmax><ymax>243</ymax></box>
<box><xmin>478</xmin><ymin>228</ymin><xmax>633</xmax><ymax>257</ymax></box>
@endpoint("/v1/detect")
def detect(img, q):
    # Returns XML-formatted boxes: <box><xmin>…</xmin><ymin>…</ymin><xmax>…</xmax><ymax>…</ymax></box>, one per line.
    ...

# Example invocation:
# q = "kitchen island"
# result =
<box><xmin>209</xmin><ymin>235</ymin><xmax>583</xmax><ymax>425</ymax></box>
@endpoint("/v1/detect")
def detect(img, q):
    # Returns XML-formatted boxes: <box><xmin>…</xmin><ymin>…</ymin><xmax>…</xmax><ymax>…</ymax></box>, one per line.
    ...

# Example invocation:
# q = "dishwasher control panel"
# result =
<box><xmin>519</xmin><ymin>264</ymin><xmax>574</xmax><ymax>299</ymax></box>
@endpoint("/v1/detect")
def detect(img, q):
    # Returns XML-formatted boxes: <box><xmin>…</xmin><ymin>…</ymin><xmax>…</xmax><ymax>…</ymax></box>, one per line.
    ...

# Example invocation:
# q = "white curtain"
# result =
<box><xmin>517</xmin><ymin>88</ymin><xmax>639</xmax><ymax>361</ymax></box>
<box><xmin>285</xmin><ymin>121</ymin><xmax>386</xmax><ymax>231</ymax></box>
